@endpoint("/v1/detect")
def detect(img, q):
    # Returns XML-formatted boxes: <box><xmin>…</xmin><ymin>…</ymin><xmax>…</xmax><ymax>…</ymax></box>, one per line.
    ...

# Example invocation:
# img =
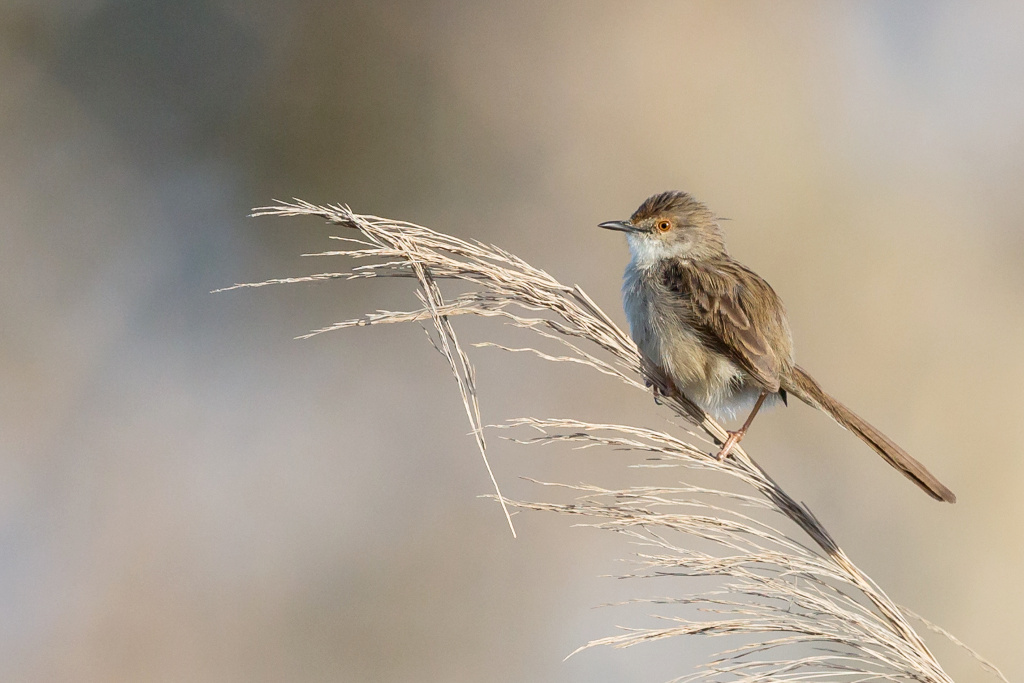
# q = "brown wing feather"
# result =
<box><xmin>662</xmin><ymin>258</ymin><xmax>790</xmax><ymax>392</ymax></box>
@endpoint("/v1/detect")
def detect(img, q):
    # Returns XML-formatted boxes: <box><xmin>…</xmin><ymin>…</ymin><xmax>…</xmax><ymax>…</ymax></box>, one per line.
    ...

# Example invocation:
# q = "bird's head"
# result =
<box><xmin>600</xmin><ymin>190</ymin><xmax>727</xmax><ymax>267</ymax></box>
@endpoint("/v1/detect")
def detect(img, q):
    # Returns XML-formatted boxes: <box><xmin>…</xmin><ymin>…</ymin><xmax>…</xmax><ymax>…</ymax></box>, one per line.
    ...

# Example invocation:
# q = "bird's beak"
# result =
<box><xmin>598</xmin><ymin>220</ymin><xmax>641</xmax><ymax>234</ymax></box>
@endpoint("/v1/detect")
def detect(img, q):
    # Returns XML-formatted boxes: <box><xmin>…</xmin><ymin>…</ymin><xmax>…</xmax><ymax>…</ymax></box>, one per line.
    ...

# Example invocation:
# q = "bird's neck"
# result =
<box><xmin>627</xmin><ymin>236</ymin><xmax>676</xmax><ymax>270</ymax></box>
<box><xmin>626</xmin><ymin>235</ymin><xmax>729</xmax><ymax>272</ymax></box>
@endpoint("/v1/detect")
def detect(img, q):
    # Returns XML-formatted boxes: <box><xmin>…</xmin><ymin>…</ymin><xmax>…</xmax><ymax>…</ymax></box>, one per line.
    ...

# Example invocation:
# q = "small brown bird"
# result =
<box><xmin>600</xmin><ymin>190</ymin><xmax>955</xmax><ymax>503</ymax></box>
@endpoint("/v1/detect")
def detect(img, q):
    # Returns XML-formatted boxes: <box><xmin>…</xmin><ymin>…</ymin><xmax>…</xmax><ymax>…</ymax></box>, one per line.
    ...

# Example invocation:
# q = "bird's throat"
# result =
<box><xmin>626</xmin><ymin>235</ymin><xmax>684</xmax><ymax>270</ymax></box>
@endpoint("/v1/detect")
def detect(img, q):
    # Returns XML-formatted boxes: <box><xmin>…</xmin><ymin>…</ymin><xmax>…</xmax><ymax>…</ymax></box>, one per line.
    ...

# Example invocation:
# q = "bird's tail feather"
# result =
<box><xmin>786</xmin><ymin>366</ymin><xmax>956</xmax><ymax>503</ymax></box>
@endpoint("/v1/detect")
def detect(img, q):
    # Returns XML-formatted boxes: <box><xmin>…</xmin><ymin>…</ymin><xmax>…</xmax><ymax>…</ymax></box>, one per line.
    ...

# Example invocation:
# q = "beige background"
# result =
<box><xmin>1</xmin><ymin>1</ymin><xmax>1021</xmax><ymax>681</ymax></box>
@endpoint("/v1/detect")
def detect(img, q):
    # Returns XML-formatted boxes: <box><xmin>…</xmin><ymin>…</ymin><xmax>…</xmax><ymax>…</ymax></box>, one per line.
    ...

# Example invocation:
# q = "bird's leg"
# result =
<box><xmin>716</xmin><ymin>390</ymin><xmax>770</xmax><ymax>460</ymax></box>
<box><xmin>644</xmin><ymin>362</ymin><xmax>678</xmax><ymax>405</ymax></box>
<box><xmin>652</xmin><ymin>377</ymin><xmax>679</xmax><ymax>405</ymax></box>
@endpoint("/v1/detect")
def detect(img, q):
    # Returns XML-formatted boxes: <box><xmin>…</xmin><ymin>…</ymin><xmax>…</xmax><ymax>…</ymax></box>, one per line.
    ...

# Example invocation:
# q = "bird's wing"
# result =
<box><xmin>661</xmin><ymin>258</ymin><xmax>784</xmax><ymax>391</ymax></box>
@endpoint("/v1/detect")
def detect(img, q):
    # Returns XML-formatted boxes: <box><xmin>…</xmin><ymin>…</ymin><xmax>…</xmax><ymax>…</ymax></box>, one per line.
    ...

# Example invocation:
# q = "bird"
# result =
<box><xmin>599</xmin><ymin>190</ymin><xmax>955</xmax><ymax>503</ymax></box>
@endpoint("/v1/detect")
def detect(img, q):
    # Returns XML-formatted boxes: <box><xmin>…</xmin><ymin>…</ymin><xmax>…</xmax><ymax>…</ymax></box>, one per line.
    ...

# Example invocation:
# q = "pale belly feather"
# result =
<box><xmin>623</xmin><ymin>263</ymin><xmax>775</xmax><ymax>421</ymax></box>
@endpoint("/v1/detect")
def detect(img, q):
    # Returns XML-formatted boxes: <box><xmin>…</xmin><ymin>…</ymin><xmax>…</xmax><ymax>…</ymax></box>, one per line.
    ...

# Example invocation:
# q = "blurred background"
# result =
<box><xmin>2</xmin><ymin>1</ymin><xmax>1022</xmax><ymax>681</ymax></box>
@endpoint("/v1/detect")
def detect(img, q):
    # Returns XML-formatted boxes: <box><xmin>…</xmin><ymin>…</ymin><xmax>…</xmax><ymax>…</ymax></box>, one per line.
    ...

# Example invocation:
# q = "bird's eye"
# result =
<box><xmin>656</xmin><ymin>220</ymin><xmax>671</xmax><ymax>232</ymax></box>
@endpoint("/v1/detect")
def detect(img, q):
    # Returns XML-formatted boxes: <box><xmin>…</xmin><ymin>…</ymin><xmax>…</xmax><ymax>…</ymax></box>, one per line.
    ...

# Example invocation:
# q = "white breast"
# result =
<box><xmin>627</xmin><ymin>234</ymin><xmax>675</xmax><ymax>269</ymax></box>
<box><xmin>621</xmin><ymin>256</ymin><xmax>776</xmax><ymax>422</ymax></box>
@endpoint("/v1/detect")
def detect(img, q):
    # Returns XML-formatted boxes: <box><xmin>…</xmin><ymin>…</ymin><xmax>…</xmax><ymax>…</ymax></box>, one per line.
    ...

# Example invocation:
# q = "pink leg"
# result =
<box><xmin>716</xmin><ymin>390</ymin><xmax>770</xmax><ymax>460</ymax></box>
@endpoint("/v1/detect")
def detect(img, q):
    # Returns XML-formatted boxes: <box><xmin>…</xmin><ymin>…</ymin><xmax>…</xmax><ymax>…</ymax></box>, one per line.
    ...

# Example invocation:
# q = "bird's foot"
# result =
<box><xmin>646</xmin><ymin>375</ymin><xmax>678</xmax><ymax>406</ymax></box>
<box><xmin>714</xmin><ymin>390</ymin><xmax>769</xmax><ymax>460</ymax></box>
<box><xmin>715</xmin><ymin>430</ymin><xmax>744</xmax><ymax>461</ymax></box>
<box><xmin>646</xmin><ymin>379</ymin><xmax>666</xmax><ymax>405</ymax></box>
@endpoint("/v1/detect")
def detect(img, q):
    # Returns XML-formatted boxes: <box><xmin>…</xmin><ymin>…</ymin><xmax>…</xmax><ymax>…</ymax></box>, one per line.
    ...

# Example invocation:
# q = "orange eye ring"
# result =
<box><xmin>656</xmin><ymin>220</ymin><xmax>672</xmax><ymax>233</ymax></box>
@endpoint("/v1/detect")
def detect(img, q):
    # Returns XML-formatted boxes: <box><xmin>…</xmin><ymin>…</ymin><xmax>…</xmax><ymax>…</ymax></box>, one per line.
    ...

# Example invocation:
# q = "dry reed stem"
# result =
<box><xmin>216</xmin><ymin>200</ymin><xmax>1006</xmax><ymax>683</ymax></box>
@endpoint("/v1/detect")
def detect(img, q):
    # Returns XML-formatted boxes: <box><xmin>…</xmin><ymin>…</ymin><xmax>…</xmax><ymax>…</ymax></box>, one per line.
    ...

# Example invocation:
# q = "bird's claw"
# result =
<box><xmin>715</xmin><ymin>431</ymin><xmax>742</xmax><ymax>460</ymax></box>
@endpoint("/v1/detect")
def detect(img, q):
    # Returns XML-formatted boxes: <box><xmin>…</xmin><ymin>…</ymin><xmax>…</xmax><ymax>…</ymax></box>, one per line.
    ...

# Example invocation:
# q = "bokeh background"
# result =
<box><xmin>2</xmin><ymin>1</ymin><xmax>1022</xmax><ymax>681</ymax></box>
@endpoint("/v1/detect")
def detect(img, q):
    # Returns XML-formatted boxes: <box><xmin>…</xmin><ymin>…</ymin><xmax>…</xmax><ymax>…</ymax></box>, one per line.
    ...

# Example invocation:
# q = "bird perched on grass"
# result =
<box><xmin>600</xmin><ymin>190</ymin><xmax>955</xmax><ymax>503</ymax></box>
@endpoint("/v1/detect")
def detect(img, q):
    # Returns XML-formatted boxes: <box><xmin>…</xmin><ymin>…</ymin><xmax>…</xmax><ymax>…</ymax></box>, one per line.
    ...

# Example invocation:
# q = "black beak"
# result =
<box><xmin>598</xmin><ymin>220</ymin><xmax>641</xmax><ymax>234</ymax></box>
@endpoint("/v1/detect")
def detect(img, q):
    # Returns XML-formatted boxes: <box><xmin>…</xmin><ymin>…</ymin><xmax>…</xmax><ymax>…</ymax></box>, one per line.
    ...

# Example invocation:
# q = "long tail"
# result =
<box><xmin>786</xmin><ymin>366</ymin><xmax>956</xmax><ymax>503</ymax></box>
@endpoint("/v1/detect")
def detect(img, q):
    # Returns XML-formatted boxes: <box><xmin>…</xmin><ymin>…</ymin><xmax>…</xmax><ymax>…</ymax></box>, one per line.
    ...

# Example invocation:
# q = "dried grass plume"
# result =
<box><xmin>216</xmin><ymin>200</ymin><xmax>1006</xmax><ymax>683</ymax></box>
